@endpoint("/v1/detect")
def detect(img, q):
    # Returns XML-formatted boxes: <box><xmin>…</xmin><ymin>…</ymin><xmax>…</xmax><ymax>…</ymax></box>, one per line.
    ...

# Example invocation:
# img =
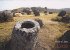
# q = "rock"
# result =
<box><xmin>44</xmin><ymin>10</ymin><xmax>47</xmax><ymax>15</ymax></box>
<box><xmin>57</xmin><ymin>30</ymin><xmax>70</xmax><ymax>50</ymax></box>
<box><xmin>11</xmin><ymin>19</ymin><xmax>40</xmax><ymax>50</ymax></box>
<box><xmin>61</xmin><ymin>15</ymin><xmax>70</xmax><ymax>23</ymax></box>
<box><xmin>58</xmin><ymin>10</ymin><xmax>66</xmax><ymax>17</ymax></box>
<box><xmin>34</xmin><ymin>18</ymin><xmax>44</xmax><ymax>27</ymax></box>
<box><xmin>49</xmin><ymin>12</ymin><xmax>53</xmax><ymax>14</ymax></box>
<box><xmin>23</xmin><ymin>9</ymin><xmax>31</xmax><ymax>15</ymax></box>
<box><xmin>32</xmin><ymin>9</ymin><xmax>40</xmax><ymax>16</ymax></box>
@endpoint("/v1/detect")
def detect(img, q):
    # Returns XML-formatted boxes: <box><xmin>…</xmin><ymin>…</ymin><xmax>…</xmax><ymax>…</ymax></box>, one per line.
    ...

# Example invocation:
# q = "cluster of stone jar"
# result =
<box><xmin>58</xmin><ymin>10</ymin><xmax>70</xmax><ymax>23</ymax></box>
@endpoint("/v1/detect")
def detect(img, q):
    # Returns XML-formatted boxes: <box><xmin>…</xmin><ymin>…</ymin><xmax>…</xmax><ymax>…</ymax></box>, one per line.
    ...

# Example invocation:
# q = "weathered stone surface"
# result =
<box><xmin>44</xmin><ymin>10</ymin><xmax>47</xmax><ymax>15</ymax></box>
<box><xmin>34</xmin><ymin>18</ymin><xmax>44</xmax><ymax>27</ymax></box>
<box><xmin>49</xmin><ymin>12</ymin><xmax>53</xmax><ymax>14</ymax></box>
<box><xmin>61</xmin><ymin>15</ymin><xmax>70</xmax><ymax>23</ymax></box>
<box><xmin>11</xmin><ymin>19</ymin><xmax>40</xmax><ymax>50</ymax></box>
<box><xmin>56</xmin><ymin>30</ymin><xmax>70</xmax><ymax>50</ymax></box>
<box><xmin>32</xmin><ymin>9</ymin><xmax>40</xmax><ymax>16</ymax></box>
<box><xmin>23</xmin><ymin>9</ymin><xmax>31</xmax><ymax>15</ymax></box>
<box><xmin>58</xmin><ymin>10</ymin><xmax>66</xmax><ymax>17</ymax></box>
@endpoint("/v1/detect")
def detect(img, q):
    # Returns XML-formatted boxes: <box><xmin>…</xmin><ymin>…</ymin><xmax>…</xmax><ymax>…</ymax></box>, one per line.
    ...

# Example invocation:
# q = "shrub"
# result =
<box><xmin>0</xmin><ymin>10</ymin><xmax>13</xmax><ymax>22</ymax></box>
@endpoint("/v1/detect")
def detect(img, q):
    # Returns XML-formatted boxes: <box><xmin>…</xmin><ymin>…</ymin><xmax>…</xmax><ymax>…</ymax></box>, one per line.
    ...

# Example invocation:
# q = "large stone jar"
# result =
<box><xmin>11</xmin><ymin>19</ymin><xmax>40</xmax><ymax>50</ymax></box>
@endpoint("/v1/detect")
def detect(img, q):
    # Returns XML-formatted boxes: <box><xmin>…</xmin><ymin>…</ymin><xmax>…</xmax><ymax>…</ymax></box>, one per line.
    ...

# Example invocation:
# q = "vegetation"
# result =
<box><xmin>0</xmin><ymin>12</ymin><xmax>70</xmax><ymax>50</ymax></box>
<box><xmin>0</xmin><ymin>10</ymin><xmax>13</xmax><ymax>22</ymax></box>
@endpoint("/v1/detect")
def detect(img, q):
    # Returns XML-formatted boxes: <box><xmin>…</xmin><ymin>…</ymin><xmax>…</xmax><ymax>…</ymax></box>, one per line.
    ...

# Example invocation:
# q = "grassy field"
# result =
<box><xmin>0</xmin><ymin>13</ymin><xmax>69</xmax><ymax>50</ymax></box>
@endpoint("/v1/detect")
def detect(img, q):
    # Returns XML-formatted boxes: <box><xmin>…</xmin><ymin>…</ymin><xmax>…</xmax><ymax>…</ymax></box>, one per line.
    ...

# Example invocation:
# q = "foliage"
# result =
<box><xmin>0</xmin><ymin>10</ymin><xmax>13</xmax><ymax>22</ymax></box>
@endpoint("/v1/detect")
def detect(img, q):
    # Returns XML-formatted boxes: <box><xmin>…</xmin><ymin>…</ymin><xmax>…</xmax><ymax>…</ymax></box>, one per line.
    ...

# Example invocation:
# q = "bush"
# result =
<box><xmin>0</xmin><ymin>10</ymin><xmax>13</xmax><ymax>22</ymax></box>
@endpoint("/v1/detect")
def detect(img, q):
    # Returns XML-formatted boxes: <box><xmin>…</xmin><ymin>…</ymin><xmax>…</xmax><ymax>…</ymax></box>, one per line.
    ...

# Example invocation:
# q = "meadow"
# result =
<box><xmin>0</xmin><ymin>13</ymin><xmax>69</xmax><ymax>50</ymax></box>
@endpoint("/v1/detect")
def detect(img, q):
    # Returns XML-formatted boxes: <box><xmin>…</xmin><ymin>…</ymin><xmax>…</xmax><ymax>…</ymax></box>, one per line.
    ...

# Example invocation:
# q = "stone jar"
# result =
<box><xmin>11</xmin><ymin>19</ymin><xmax>40</xmax><ymax>50</ymax></box>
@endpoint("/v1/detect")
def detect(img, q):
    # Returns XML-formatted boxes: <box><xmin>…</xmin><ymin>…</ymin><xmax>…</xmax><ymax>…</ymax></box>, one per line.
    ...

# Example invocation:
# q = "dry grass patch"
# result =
<box><xmin>0</xmin><ymin>13</ymin><xmax>69</xmax><ymax>50</ymax></box>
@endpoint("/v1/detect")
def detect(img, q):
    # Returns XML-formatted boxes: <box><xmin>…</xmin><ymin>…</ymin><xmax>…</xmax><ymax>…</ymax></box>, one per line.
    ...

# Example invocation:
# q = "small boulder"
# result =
<box><xmin>49</xmin><ymin>12</ymin><xmax>53</xmax><ymax>14</ymax></box>
<box><xmin>34</xmin><ymin>18</ymin><xmax>44</xmax><ymax>27</ymax></box>
<box><xmin>61</xmin><ymin>15</ymin><xmax>70</xmax><ymax>23</ymax></box>
<box><xmin>58</xmin><ymin>10</ymin><xmax>66</xmax><ymax>17</ymax></box>
<box><xmin>32</xmin><ymin>9</ymin><xmax>40</xmax><ymax>16</ymax></box>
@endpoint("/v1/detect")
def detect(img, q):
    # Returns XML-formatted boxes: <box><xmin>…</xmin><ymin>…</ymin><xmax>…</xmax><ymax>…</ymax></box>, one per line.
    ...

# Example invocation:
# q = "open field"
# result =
<box><xmin>0</xmin><ymin>13</ymin><xmax>69</xmax><ymax>50</ymax></box>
